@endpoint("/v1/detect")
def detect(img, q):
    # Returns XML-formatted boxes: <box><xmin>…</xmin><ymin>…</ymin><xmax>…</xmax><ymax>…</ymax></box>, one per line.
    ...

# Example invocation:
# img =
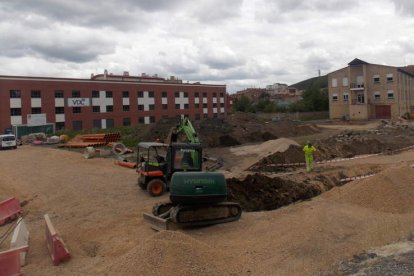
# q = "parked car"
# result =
<box><xmin>0</xmin><ymin>134</ymin><xmax>17</xmax><ymax>150</ymax></box>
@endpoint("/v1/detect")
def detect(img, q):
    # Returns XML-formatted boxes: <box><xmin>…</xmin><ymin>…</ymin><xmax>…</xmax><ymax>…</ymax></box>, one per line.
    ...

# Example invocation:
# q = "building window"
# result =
<box><xmin>73</xmin><ymin>121</ymin><xmax>82</xmax><ymax>131</ymax></box>
<box><xmin>106</xmin><ymin>105</ymin><xmax>113</xmax><ymax>112</ymax></box>
<box><xmin>10</xmin><ymin>108</ymin><xmax>21</xmax><ymax>116</ymax></box>
<box><xmin>220</xmin><ymin>103</ymin><xmax>225</xmax><ymax>107</ymax></box>
<box><xmin>31</xmin><ymin>90</ymin><xmax>41</xmax><ymax>98</ymax></box>
<box><xmin>387</xmin><ymin>91</ymin><xmax>394</xmax><ymax>100</ymax></box>
<box><xmin>203</xmin><ymin>103</ymin><xmax>207</xmax><ymax>108</ymax></box>
<box><xmin>55</xmin><ymin>107</ymin><xmax>64</xmax><ymax>114</ymax></box>
<box><xmin>122</xmin><ymin>91</ymin><xmax>129</xmax><ymax>98</ymax></box>
<box><xmin>149</xmin><ymin>104</ymin><xmax>155</xmax><ymax>110</ymax></box>
<box><xmin>184</xmin><ymin>104</ymin><xmax>189</xmax><ymax>109</ymax></box>
<box><xmin>106</xmin><ymin>119</ymin><xmax>114</xmax><ymax>128</ymax></box>
<box><xmin>31</xmin><ymin>107</ymin><xmax>42</xmax><ymax>114</ymax></box>
<box><xmin>106</xmin><ymin>91</ymin><xmax>113</xmax><ymax>98</ymax></box>
<box><xmin>162</xmin><ymin>91</ymin><xmax>167</xmax><ymax>97</ymax></box>
<box><xmin>175</xmin><ymin>92</ymin><xmax>180</xmax><ymax>97</ymax></box>
<box><xmin>195</xmin><ymin>113</ymin><xmax>200</xmax><ymax>120</ymax></box>
<box><xmin>138</xmin><ymin>105</ymin><xmax>144</xmax><ymax>111</ymax></box>
<box><xmin>162</xmin><ymin>104</ymin><xmax>168</xmax><ymax>110</ymax></box>
<box><xmin>56</xmin><ymin>122</ymin><xmax>65</xmax><ymax>130</ymax></box>
<box><xmin>374</xmin><ymin>92</ymin><xmax>381</xmax><ymax>101</ymax></box>
<box><xmin>342</xmin><ymin>78</ymin><xmax>348</xmax><ymax>86</ymax></box>
<box><xmin>203</xmin><ymin>114</ymin><xmax>208</xmax><ymax>118</ymax></box>
<box><xmin>195</xmin><ymin>92</ymin><xmax>199</xmax><ymax>97</ymax></box>
<box><xmin>331</xmin><ymin>78</ymin><xmax>337</xmax><ymax>88</ymax></box>
<box><xmin>220</xmin><ymin>93</ymin><xmax>224</xmax><ymax>97</ymax></box>
<box><xmin>55</xmin><ymin>90</ymin><xmax>64</xmax><ymax>98</ymax></box>
<box><xmin>373</xmin><ymin>75</ymin><xmax>380</xmax><ymax>84</ymax></box>
<box><xmin>195</xmin><ymin>103</ymin><xmax>200</xmax><ymax>108</ymax></box>
<box><xmin>10</xmin><ymin>90</ymin><xmax>21</xmax><ymax>98</ymax></box>
<box><xmin>93</xmin><ymin>119</ymin><xmax>102</xmax><ymax>129</ymax></box>
<box><xmin>149</xmin><ymin>116</ymin><xmax>155</xmax><ymax>123</ymax></box>
<box><xmin>213</xmin><ymin>93</ymin><xmax>217</xmax><ymax>97</ymax></box>
<box><xmin>123</xmin><ymin>105</ymin><xmax>130</xmax><ymax>112</ymax></box>
<box><xmin>203</xmin><ymin>92</ymin><xmax>207</xmax><ymax>97</ymax></box>
<box><xmin>332</xmin><ymin>94</ymin><xmax>338</xmax><ymax>102</ymax></box>
<box><xmin>213</xmin><ymin>103</ymin><xmax>217</xmax><ymax>108</ymax></box>
<box><xmin>138</xmin><ymin>117</ymin><xmax>145</xmax><ymax>124</ymax></box>
<box><xmin>92</xmin><ymin>91</ymin><xmax>100</xmax><ymax>98</ymax></box>
<box><xmin>92</xmin><ymin>106</ymin><xmax>100</xmax><ymax>113</ymax></box>
<box><xmin>175</xmin><ymin>104</ymin><xmax>180</xmax><ymax>109</ymax></box>
<box><xmin>72</xmin><ymin>107</ymin><xmax>81</xmax><ymax>113</ymax></box>
<box><xmin>72</xmin><ymin>90</ymin><xmax>80</xmax><ymax>97</ymax></box>
<box><xmin>123</xmin><ymin>118</ymin><xmax>131</xmax><ymax>126</ymax></box>
<box><xmin>149</xmin><ymin>91</ymin><xmax>154</xmax><ymax>98</ymax></box>
<box><xmin>386</xmin><ymin>74</ymin><xmax>393</xmax><ymax>82</ymax></box>
<box><xmin>213</xmin><ymin>113</ymin><xmax>218</xmax><ymax>118</ymax></box>
<box><xmin>137</xmin><ymin>91</ymin><xmax>143</xmax><ymax>97</ymax></box>
<box><xmin>343</xmin><ymin>93</ymin><xmax>349</xmax><ymax>102</ymax></box>
<box><xmin>184</xmin><ymin>92</ymin><xmax>188</xmax><ymax>98</ymax></box>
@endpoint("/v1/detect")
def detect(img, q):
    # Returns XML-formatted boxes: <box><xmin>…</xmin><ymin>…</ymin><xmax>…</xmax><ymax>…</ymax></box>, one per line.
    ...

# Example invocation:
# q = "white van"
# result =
<box><xmin>0</xmin><ymin>134</ymin><xmax>17</xmax><ymax>150</ymax></box>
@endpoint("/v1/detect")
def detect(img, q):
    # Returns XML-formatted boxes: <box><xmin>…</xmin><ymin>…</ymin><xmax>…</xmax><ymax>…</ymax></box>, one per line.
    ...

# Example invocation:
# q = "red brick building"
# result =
<box><xmin>0</xmin><ymin>72</ymin><xmax>227</xmax><ymax>133</ymax></box>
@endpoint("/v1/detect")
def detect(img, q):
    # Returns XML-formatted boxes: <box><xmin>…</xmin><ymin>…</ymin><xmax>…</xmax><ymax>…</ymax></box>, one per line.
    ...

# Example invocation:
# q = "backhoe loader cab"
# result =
<box><xmin>136</xmin><ymin>142</ymin><xmax>203</xmax><ymax>196</ymax></box>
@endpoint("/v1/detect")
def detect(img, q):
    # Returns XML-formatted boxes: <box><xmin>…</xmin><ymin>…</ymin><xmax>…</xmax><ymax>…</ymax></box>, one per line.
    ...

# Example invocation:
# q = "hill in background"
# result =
<box><xmin>291</xmin><ymin>75</ymin><xmax>328</xmax><ymax>90</ymax></box>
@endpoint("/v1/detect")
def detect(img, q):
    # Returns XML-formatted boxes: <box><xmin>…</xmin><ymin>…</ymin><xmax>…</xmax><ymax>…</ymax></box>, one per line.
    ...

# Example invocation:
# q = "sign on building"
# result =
<box><xmin>67</xmin><ymin>98</ymin><xmax>91</xmax><ymax>107</ymax></box>
<box><xmin>27</xmin><ymin>114</ymin><xmax>47</xmax><ymax>126</ymax></box>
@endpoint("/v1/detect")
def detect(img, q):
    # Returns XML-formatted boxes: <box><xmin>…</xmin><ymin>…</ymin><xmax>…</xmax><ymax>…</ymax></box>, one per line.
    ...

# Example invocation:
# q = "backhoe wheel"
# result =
<box><xmin>147</xmin><ymin>179</ymin><xmax>166</xmax><ymax>197</ymax></box>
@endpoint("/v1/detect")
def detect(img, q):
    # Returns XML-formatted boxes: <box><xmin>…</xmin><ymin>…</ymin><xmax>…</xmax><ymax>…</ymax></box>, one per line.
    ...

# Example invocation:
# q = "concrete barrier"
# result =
<box><xmin>0</xmin><ymin>245</ymin><xmax>28</xmax><ymax>276</ymax></box>
<box><xmin>0</xmin><ymin>197</ymin><xmax>22</xmax><ymax>226</ymax></box>
<box><xmin>10</xmin><ymin>218</ymin><xmax>29</xmax><ymax>266</ymax></box>
<box><xmin>44</xmin><ymin>214</ymin><xmax>70</xmax><ymax>266</ymax></box>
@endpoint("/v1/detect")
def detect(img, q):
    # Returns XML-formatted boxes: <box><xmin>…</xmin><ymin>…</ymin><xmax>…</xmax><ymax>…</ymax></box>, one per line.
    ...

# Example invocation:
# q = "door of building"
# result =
<box><xmin>375</xmin><ymin>105</ymin><xmax>391</xmax><ymax>119</ymax></box>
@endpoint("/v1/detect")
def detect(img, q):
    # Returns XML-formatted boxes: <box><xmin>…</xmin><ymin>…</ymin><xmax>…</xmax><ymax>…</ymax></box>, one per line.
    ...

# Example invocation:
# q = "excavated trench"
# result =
<box><xmin>227</xmin><ymin>165</ymin><xmax>383</xmax><ymax>212</ymax></box>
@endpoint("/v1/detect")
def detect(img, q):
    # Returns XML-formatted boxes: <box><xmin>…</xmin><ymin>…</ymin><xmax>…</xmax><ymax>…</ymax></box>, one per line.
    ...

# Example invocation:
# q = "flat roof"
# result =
<box><xmin>0</xmin><ymin>75</ymin><xmax>226</xmax><ymax>88</ymax></box>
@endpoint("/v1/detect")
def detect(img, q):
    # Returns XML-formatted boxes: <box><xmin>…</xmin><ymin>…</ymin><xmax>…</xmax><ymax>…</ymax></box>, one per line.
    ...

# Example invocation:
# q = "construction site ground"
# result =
<box><xmin>1</xmin><ymin>115</ymin><xmax>414</xmax><ymax>275</ymax></box>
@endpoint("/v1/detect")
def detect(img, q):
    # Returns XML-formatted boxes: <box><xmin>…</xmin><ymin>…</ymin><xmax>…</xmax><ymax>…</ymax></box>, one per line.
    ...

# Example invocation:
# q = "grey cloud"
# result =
<box><xmin>0</xmin><ymin>24</ymin><xmax>115</xmax><ymax>62</ymax></box>
<box><xmin>1</xmin><ymin>1</ymin><xmax>151</xmax><ymax>30</ymax></box>
<box><xmin>189</xmin><ymin>0</ymin><xmax>243</xmax><ymax>23</ymax></box>
<box><xmin>304</xmin><ymin>54</ymin><xmax>333</xmax><ymax>73</ymax></box>
<box><xmin>299</xmin><ymin>40</ymin><xmax>316</xmax><ymax>49</ymax></box>
<box><xmin>390</xmin><ymin>0</ymin><xmax>414</xmax><ymax>16</ymax></box>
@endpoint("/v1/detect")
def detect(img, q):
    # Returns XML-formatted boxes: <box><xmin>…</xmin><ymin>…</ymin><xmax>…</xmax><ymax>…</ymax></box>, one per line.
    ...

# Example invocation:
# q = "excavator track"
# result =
<box><xmin>143</xmin><ymin>202</ymin><xmax>242</xmax><ymax>231</ymax></box>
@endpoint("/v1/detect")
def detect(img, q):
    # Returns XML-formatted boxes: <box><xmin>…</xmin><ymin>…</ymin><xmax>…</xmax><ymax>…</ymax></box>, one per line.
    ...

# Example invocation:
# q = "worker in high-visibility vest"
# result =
<box><xmin>303</xmin><ymin>141</ymin><xmax>316</xmax><ymax>172</ymax></box>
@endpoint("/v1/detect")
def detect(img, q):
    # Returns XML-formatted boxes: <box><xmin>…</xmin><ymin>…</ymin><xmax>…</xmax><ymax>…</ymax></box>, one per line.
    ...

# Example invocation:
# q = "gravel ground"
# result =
<box><xmin>0</xmin><ymin>121</ymin><xmax>414</xmax><ymax>275</ymax></box>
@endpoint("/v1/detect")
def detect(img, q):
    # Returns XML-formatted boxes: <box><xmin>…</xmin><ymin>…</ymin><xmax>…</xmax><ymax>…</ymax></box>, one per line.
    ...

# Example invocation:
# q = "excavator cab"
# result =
<box><xmin>137</xmin><ymin>142</ymin><xmax>203</xmax><ymax>196</ymax></box>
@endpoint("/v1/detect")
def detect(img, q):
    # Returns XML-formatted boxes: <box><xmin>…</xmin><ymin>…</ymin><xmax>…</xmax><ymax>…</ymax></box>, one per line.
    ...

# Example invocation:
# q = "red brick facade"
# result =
<box><xmin>0</xmin><ymin>75</ymin><xmax>227</xmax><ymax>132</ymax></box>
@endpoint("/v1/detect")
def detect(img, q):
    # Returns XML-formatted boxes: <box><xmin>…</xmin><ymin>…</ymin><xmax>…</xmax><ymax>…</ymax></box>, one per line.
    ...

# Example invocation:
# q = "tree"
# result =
<box><xmin>294</xmin><ymin>81</ymin><xmax>329</xmax><ymax>111</ymax></box>
<box><xmin>233</xmin><ymin>95</ymin><xmax>254</xmax><ymax>112</ymax></box>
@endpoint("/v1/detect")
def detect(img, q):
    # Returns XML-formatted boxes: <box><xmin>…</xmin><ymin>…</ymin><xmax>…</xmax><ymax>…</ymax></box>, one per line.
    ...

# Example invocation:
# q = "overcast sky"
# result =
<box><xmin>1</xmin><ymin>0</ymin><xmax>414</xmax><ymax>93</ymax></box>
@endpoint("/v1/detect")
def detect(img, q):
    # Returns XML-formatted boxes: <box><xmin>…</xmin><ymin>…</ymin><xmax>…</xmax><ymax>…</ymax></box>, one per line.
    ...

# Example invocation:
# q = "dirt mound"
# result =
<box><xmin>327</xmin><ymin>166</ymin><xmax>414</xmax><ymax>214</ymax></box>
<box><xmin>102</xmin><ymin>231</ymin><xmax>238</xmax><ymax>275</ymax></box>
<box><xmin>227</xmin><ymin>173</ymin><xmax>325</xmax><ymax>211</ymax></box>
<box><xmin>123</xmin><ymin>113</ymin><xmax>320</xmax><ymax>148</ymax></box>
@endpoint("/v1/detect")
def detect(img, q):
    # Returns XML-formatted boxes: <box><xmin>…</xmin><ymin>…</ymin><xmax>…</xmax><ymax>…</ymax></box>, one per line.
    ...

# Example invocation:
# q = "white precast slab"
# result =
<box><xmin>10</xmin><ymin>218</ymin><xmax>29</xmax><ymax>266</ymax></box>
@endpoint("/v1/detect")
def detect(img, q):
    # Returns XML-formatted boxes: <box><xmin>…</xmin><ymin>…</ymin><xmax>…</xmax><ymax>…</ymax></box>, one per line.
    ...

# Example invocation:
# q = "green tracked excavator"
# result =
<box><xmin>141</xmin><ymin>117</ymin><xmax>242</xmax><ymax>230</ymax></box>
<box><xmin>143</xmin><ymin>171</ymin><xmax>242</xmax><ymax>230</ymax></box>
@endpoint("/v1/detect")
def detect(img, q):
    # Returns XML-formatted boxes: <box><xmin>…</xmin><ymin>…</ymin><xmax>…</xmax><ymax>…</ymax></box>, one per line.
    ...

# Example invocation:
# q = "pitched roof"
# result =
<box><xmin>348</xmin><ymin>58</ymin><xmax>369</xmax><ymax>66</ymax></box>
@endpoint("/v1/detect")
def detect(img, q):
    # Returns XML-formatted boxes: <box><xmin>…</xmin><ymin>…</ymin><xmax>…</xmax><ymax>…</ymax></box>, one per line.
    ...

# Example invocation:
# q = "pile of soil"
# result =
<box><xmin>249</xmin><ymin>124</ymin><xmax>414</xmax><ymax>172</ymax></box>
<box><xmin>138</xmin><ymin>113</ymin><xmax>320</xmax><ymax>147</ymax></box>
<box><xmin>227</xmin><ymin>173</ymin><xmax>331</xmax><ymax>211</ymax></box>
<box><xmin>101</xmin><ymin>231</ymin><xmax>238</xmax><ymax>275</ymax></box>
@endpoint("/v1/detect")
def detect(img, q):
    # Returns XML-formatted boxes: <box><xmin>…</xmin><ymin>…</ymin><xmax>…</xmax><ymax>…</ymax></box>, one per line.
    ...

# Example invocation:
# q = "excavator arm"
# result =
<box><xmin>169</xmin><ymin>117</ymin><xmax>200</xmax><ymax>144</ymax></box>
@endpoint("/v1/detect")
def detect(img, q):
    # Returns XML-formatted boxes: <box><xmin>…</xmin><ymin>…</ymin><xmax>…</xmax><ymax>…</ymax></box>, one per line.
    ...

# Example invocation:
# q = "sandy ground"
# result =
<box><xmin>0</xmin><ymin>122</ymin><xmax>414</xmax><ymax>275</ymax></box>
